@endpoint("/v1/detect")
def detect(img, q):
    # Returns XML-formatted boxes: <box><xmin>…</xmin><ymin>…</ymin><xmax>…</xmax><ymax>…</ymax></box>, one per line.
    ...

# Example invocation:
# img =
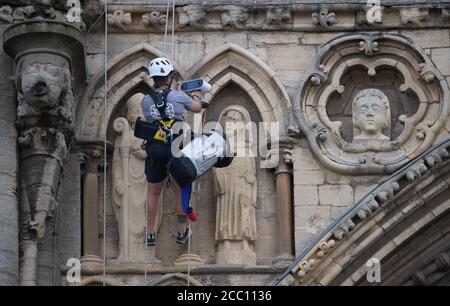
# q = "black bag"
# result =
<box><xmin>134</xmin><ymin>117</ymin><xmax>159</xmax><ymax>141</ymax></box>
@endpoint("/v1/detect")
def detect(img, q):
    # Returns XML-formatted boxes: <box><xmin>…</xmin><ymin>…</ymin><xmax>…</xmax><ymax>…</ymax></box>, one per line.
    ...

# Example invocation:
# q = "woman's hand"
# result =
<box><xmin>189</xmin><ymin>90</ymin><xmax>204</xmax><ymax>100</ymax></box>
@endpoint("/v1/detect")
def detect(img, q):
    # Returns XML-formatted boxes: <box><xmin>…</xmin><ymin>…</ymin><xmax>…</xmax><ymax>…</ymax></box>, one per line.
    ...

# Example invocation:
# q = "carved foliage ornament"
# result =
<box><xmin>295</xmin><ymin>33</ymin><xmax>450</xmax><ymax>175</ymax></box>
<box><xmin>0</xmin><ymin>1</ymin><xmax>86</xmax><ymax>29</ymax></box>
<box><xmin>311</xmin><ymin>8</ymin><xmax>336</xmax><ymax>28</ymax></box>
<box><xmin>267</xmin><ymin>6</ymin><xmax>292</xmax><ymax>26</ymax></box>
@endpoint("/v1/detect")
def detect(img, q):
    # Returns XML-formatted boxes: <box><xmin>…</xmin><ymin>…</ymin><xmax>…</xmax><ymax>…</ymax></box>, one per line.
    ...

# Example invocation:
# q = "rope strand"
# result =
<box><xmin>171</xmin><ymin>0</ymin><xmax>176</xmax><ymax>59</ymax></box>
<box><xmin>103</xmin><ymin>0</ymin><xmax>108</xmax><ymax>287</ymax></box>
<box><xmin>163</xmin><ymin>1</ymin><xmax>170</xmax><ymax>53</ymax></box>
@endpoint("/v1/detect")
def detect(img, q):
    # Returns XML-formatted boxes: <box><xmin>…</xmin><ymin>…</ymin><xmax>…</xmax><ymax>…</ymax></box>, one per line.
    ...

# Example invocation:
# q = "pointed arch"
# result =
<box><xmin>187</xmin><ymin>43</ymin><xmax>292</xmax><ymax>136</ymax></box>
<box><xmin>148</xmin><ymin>273</ymin><xmax>204</xmax><ymax>286</ymax></box>
<box><xmin>76</xmin><ymin>276</ymin><xmax>126</xmax><ymax>286</ymax></box>
<box><xmin>76</xmin><ymin>43</ymin><xmax>187</xmax><ymax>140</ymax></box>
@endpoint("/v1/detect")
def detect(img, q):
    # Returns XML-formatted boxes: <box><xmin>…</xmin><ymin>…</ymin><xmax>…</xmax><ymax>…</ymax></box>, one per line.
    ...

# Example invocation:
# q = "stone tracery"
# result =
<box><xmin>295</xmin><ymin>33</ymin><xmax>450</xmax><ymax>174</ymax></box>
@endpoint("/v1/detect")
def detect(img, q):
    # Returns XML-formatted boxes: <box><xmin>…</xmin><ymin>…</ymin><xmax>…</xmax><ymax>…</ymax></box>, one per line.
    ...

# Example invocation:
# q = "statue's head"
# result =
<box><xmin>126</xmin><ymin>94</ymin><xmax>144</xmax><ymax>125</ymax></box>
<box><xmin>222</xmin><ymin>109</ymin><xmax>244</xmax><ymax>125</ymax></box>
<box><xmin>352</xmin><ymin>88</ymin><xmax>390</xmax><ymax>140</ymax></box>
<box><xmin>18</xmin><ymin>62</ymin><xmax>70</xmax><ymax>111</ymax></box>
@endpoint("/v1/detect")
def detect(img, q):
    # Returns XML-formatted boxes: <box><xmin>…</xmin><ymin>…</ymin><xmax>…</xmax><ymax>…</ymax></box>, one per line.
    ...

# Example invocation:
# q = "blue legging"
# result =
<box><xmin>181</xmin><ymin>183</ymin><xmax>193</xmax><ymax>215</ymax></box>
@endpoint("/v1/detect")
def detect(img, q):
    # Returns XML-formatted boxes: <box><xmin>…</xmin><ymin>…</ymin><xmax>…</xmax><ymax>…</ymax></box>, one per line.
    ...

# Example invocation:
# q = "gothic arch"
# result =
<box><xmin>276</xmin><ymin>139</ymin><xmax>450</xmax><ymax>286</ymax></box>
<box><xmin>148</xmin><ymin>273</ymin><xmax>204</xmax><ymax>286</ymax></box>
<box><xmin>187</xmin><ymin>43</ymin><xmax>292</xmax><ymax>136</ymax></box>
<box><xmin>76</xmin><ymin>43</ymin><xmax>187</xmax><ymax>141</ymax></box>
<box><xmin>77</xmin><ymin>276</ymin><xmax>126</xmax><ymax>286</ymax></box>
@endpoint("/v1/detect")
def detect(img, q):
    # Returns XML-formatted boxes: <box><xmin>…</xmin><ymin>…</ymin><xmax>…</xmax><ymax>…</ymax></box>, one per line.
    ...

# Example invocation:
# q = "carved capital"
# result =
<box><xmin>18</xmin><ymin>127</ymin><xmax>68</xmax><ymax>167</ymax></box>
<box><xmin>77</xmin><ymin>141</ymin><xmax>109</xmax><ymax>174</ymax></box>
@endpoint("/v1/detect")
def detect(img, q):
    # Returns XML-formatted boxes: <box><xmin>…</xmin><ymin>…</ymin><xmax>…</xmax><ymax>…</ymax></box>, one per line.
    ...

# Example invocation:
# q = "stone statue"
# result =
<box><xmin>213</xmin><ymin>105</ymin><xmax>257</xmax><ymax>265</ymax></box>
<box><xmin>352</xmin><ymin>88</ymin><xmax>391</xmax><ymax>141</ymax></box>
<box><xmin>112</xmin><ymin>93</ymin><xmax>162</xmax><ymax>262</ymax></box>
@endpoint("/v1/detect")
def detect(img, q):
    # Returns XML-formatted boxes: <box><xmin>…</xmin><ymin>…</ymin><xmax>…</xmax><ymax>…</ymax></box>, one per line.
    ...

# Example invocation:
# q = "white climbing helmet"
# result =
<box><xmin>148</xmin><ymin>57</ymin><xmax>174</xmax><ymax>78</ymax></box>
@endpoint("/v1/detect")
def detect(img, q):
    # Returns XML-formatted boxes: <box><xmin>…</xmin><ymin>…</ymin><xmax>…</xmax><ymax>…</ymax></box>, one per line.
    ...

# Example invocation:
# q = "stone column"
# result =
<box><xmin>273</xmin><ymin>139</ymin><xmax>294</xmax><ymax>265</ymax></box>
<box><xmin>0</xmin><ymin>9</ymin><xmax>18</xmax><ymax>285</ymax></box>
<box><xmin>2</xmin><ymin>9</ymin><xmax>87</xmax><ymax>284</ymax></box>
<box><xmin>78</xmin><ymin>142</ymin><xmax>104</xmax><ymax>270</ymax></box>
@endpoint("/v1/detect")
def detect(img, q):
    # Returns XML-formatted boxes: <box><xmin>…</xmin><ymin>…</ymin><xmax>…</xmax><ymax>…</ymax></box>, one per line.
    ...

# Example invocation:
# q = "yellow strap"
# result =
<box><xmin>153</xmin><ymin>119</ymin><xmax>175</xmax><ymax>141</ymax></box>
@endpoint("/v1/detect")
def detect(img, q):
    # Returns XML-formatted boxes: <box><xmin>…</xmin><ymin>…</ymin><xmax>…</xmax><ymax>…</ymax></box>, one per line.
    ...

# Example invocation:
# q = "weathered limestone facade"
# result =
<box><xmin>0</xmin><ymin>0</ymin><xmax>449</xmax><ymax>286</ymax></box>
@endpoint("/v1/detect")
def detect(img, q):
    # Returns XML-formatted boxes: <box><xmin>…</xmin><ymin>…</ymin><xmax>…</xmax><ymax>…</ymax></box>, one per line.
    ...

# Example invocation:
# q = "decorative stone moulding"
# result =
<box><xmin>276</xmin><ymin>138</ymin><xmax>450</xmax><ymax>286</ymax></box>
<box><xmin>294</xmin><ymin>33</ymin><xmax>450</xmax><ymax>175</ymax></box>
<box><xmin>104</xmin><ymin>2</ymin><xmax>450</xmax><ymax>33</ymax></box>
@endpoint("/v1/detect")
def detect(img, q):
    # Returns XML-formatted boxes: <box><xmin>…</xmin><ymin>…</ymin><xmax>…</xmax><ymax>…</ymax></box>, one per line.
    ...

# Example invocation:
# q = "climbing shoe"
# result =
<box><xmin>145</xmin><ymin>233</ymin><xmax>156</xmax><ymax>246</ymax></box>
<box><xmin>176</xmin><ymin>226</ymin><xmax>192</xmax><ymax>244</ymax></box>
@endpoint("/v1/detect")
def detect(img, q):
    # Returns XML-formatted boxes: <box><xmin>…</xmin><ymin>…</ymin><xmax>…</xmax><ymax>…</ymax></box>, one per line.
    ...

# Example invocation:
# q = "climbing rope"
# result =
<box><xmin>163</xmin><ymin>1</ymin><xmax>170</xmax><ymax>53</ymax></box>
<box><xmin>171</xmin><ymin>0</ymin><xmax>176</xmax><ymax>59</ymax></box>
<box><xmin>187</xmin><ymin>222</ymin><xmax>191</xmax><ymax>286</ymax></box>
<box><xmin>144</xmin><ymin>197</ymin><xmax>149</xmax><ymax>286</ymax></box>
<box><xmin>102</xmin><ymin>0</ymin><xmax>108</xmax><ymax>287</ymax></box>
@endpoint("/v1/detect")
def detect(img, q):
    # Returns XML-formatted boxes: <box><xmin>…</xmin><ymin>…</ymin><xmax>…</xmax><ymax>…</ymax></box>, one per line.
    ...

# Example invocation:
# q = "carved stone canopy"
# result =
<box><xmin>294</xmin><ymin>33</ymin><xmax>450</xmax><ymax>175</ymax></box>
<box><xmin>3</xmin><ymin>20</ymin><xmax>87</xmax><ymax>90</ymax></box>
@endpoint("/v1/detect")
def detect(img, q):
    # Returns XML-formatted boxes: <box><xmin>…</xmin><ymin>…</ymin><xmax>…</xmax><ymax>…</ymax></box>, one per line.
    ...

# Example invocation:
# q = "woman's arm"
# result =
<box><xmin>187</xmin><ymin>90</ymin><xmax>204</xmax><ymax>113</ymax></box>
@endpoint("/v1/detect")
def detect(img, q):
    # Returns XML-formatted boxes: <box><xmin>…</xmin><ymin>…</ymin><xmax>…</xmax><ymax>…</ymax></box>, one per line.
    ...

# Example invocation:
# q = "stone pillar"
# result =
<box><xmin>0</xmin><ymin>12</ymin><xmax>18</xmax><ymax>285</ymax></box>
<box><xmin>78</xmin><ymin>142</ymin><xmax>104</xmax><ymax>270</ymax></box>
<box><xmin>2</xmin><ymin>9</ymin><xmax>87</xmax><ymax>284</ymax></box>
<box><xmin>58</xmin><ymin>153</ymin><xmax>82</xmax><ymax>274</ymax></box>
<box><xmin>273</xmin><ymin>139</ymin><xmax>294</xmax><ymax>265</ymax></box>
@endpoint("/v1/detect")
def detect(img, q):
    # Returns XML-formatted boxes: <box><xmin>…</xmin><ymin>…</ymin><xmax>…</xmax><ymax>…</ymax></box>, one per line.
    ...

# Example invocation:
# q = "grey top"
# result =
<box><xmin>141</xmin><ymin>90</ymin><xmax>195</xmax><ymax>122</ymax></box>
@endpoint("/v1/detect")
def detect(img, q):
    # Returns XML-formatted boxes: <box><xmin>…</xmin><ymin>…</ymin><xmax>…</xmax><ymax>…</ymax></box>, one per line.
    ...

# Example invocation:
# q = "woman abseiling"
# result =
<box><xmin>141</xmin><ymin>57</ymin><xmax>205</xmax><ymax>246</ymax></box>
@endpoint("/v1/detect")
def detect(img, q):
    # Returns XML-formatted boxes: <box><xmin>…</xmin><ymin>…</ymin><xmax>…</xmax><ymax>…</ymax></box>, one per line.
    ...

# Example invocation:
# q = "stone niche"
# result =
<box><xmin>295</xmin><ymin>33</ymin><xmax>450</xmax><ymax>175</ymax></box>
<box><xmin>103</xmin><ymin>83</ymin><xmax>279</xmax><ymax>266</ymax></box>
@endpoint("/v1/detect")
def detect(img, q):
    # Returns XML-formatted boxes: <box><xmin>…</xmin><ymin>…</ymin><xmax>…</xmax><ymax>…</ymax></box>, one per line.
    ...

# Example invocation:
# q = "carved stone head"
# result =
<box><xmin>126</xmin><ymin>93</ymin><xmax>145</xmax><ymax>125</ymax></box>
<box><xmin>18</xmin><ymin>62</ymin><xmax>70</xmax><ymax>112</ymax></box>
<box><xmin>352</xmin><ymin>88</ymin><xmax>390</xmax><ymax>141</ymax></box>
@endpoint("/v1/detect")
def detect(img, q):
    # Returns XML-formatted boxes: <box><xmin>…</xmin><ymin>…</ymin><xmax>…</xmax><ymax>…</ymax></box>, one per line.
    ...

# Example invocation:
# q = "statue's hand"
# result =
<box><xmin>133</xmin><ymin>148</ymin><xmax>147</xmax><ymax>160</ymax></box>
<box><xmin>115</xmin><ymin>179</ymin><xmax>127</xmax><ymax>195</ymax></box>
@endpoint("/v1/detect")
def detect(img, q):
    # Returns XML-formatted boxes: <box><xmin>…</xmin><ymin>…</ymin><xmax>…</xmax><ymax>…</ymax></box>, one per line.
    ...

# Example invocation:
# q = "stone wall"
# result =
<box><xmin>102</xmin><ymin>25</ymin><xmax>450</xmax><ymax>261</ymax></box>
<box><xmin>0</xmin><ymin>23</ymin><xmax>18</xmax><ymax>286</ymax></box>
<box><xmin>2</xmin><ymin>0</ymin><xmax>449</xmax><ymax>286</ymax></box>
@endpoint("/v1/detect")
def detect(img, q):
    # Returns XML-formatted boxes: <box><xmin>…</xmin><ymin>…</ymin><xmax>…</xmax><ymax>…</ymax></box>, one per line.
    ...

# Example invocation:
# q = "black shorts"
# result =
<box><xmin>145</xmin><ymin>141</ymin><xmax>172</xmax><ymax>183</ymax></box>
